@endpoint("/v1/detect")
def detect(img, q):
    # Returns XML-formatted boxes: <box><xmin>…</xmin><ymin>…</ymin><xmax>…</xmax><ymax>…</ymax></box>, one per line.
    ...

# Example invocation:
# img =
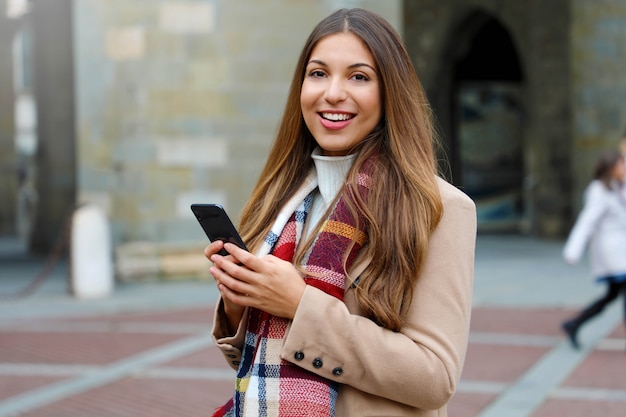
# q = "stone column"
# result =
<box><xmin>29</xmin><ymin>0</ymin><xmax>76</xmax><ymax>253</ymax></box>
<box><xmin>0</xmin><ymin>0</ymin><xmax>18</xmax><ymax>235</ymax></box>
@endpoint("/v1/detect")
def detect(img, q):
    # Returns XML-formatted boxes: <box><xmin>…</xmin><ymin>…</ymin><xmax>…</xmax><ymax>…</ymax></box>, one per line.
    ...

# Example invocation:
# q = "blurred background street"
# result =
<box><xmin>1</xmin><ymin>234</ymin><xmax>624</xmax><ymax>417</ymax></box>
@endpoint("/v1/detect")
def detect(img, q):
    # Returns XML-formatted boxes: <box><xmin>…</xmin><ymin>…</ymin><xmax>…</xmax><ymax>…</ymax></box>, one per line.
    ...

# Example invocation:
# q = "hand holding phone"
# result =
<box><xmin>190</xmin><ymin>204</ymin><xmax>248</xmax><ymax>256</ymax></box>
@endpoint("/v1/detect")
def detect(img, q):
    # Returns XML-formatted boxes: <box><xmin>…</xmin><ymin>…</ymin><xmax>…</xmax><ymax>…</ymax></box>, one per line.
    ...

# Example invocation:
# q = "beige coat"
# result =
<box><xmin>213</xmin><ymin>178</ymin><xmax>476</xmax><ymax>416</ymax></box>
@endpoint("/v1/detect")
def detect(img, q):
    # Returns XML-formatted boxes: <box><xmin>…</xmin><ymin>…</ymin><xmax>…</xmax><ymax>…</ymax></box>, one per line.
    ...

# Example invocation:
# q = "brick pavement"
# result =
<box><xmin>0</xmin><ymin>303</ymin><xmax>623</xmax><ymax>416</ymax></box>
<box><xmin>0</xmin><ymin>307</ymin><xmax>232</xmax><ymax>416</ymax></box>
<box><xmin>450</xmin><ymin>306</ymin><xmax>625</xmax><ymax>417</ymax></box>
<box><xmin>0</xmin><ymin>235</ymin><xmax>625</xmax><ymax>416</ymax></box>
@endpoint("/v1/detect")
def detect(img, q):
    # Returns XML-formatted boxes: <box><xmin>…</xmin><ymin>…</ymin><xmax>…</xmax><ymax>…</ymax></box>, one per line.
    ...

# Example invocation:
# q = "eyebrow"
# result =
<box><xmin>307</xmin><ymin>59</ymin><xmax>377</xmax><ymax>72</ymax></box>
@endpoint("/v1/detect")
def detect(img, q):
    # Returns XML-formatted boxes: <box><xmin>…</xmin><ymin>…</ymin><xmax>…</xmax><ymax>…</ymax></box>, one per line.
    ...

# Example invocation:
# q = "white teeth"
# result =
<box><xmin>321</xmin><ymin>112</ymin><xmax>352</xmax><ymax>121</ymax></box>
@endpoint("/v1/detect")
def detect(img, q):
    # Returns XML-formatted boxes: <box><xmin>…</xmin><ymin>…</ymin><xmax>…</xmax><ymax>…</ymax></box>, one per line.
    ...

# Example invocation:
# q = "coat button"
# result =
<box><xmin>312</xmin><ymin>357</ymin><xmax>323</xmax><ymax>368</ymax></box>
<box><xmin>332</xmin><ymin>367</ymin><xmax>343</xmax><ymax>376</ymax></box>
<box><xmin>294</xmin><ymin>351</ymin><xmax>305</xmax><ymax>361</ymax></box>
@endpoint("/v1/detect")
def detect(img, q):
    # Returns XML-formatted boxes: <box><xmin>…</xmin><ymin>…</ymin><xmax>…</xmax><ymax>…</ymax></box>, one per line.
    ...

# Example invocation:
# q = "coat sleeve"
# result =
<box><xmin>563</xmin><ymin>182</ymin><xmax>607</xmax><ymax>264</ymax></box>
<box><xmin>280</xmin><ymin>181</ymin><xmax>476</xmax><ymax>410</ymax></box>
<box><xmin>211</xmin><ymin>299</ymin><xmax>249</xmax><ymax>370</ymax></box>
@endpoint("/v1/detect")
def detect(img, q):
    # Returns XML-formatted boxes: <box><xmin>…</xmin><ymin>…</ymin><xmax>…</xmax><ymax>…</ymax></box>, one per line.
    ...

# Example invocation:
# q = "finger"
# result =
<box><xmin>223</xmin><ymin>243</ymin><xmax>259</xmax><ymax>269</ymax></box>
<box><xmin>218</xmin><ymin>282</ymin><xmax>250</xmax><ymax>305</ymax></box>
<box><xmin>204</xmin><ymin>240</ymin><xmax>225</xmax><ymax>258</ymax></box>
<box><xmin>264</xmin><ymin>254</ymin><xmax>287</xmax><ymax>265</ymax></box>
<box><xmin>210</xmin><ymin>265</ymin><xmax>252</xmax><ymax>295</ymax></box>
<box><xmin>210</xmin><ymin>250</ymin><xmax>250</xmax><ymax>278</ymax></box>
<box><xmin>209</xmin><ymin>245</ymin><xmax>244</xmax><ymax>266</ymax></box>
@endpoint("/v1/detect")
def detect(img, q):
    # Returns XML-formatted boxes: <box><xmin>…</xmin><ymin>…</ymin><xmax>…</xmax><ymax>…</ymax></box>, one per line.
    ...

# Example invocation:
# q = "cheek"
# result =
<box><xmin>363</xmin><ymin>91</ymin><xmax>382</xmax><ymax>118</ymax></box>
<box><xmin>300</xmin><ymin>87</ymin><xmax>315</xmax><ymax>114</ymax></box>
<box><xmin>300</xmin><ymin>88</ymin><xmax>317</xmax><ymax>129</ymax></box>
<box><xmin>300</xmin><ymin>80</ymin><xmax>318</xmax><ymax>102</ymax></box>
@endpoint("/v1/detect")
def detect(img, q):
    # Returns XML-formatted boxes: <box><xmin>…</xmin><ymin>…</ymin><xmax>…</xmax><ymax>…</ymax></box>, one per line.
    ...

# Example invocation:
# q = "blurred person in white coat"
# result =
<box><xmin>562</xmin><ymin>149</ymin><xmax>626</xmax><ymax>349</ymax></box>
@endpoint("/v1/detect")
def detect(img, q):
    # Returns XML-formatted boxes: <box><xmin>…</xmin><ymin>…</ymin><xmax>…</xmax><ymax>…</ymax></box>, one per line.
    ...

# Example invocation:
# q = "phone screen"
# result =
<box><xmin>191</xmin><ymin>204</ymin><xmax>248</xmax><ymax>255</ymax></box>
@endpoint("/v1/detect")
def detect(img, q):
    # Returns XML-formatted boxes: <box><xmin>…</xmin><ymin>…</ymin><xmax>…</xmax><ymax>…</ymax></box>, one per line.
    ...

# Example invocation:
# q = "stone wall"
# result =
<box><xmin>72</xmin><ymin>0</ymin><xmax>401</xmax><ymax>278</ymax></box>
<box><xmin>570</xmin><ymin>0</ymin><xmax>626</xmax><ymax>208</ymax></box>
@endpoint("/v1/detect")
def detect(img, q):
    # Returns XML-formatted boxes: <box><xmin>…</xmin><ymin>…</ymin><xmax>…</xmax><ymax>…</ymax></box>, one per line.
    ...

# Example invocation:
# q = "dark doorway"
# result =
<box><xmin>450</xmin><ymin>12</ymin><xmax>525</xmax><ymax>232</ymax></box>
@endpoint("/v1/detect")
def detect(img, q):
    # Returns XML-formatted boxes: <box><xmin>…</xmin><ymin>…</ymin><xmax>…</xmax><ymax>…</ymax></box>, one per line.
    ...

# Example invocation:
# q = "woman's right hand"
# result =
<box><xmin>204</xmin><ymin>240</ymin><xmax>246</xmax><ymax>334</ymax></box>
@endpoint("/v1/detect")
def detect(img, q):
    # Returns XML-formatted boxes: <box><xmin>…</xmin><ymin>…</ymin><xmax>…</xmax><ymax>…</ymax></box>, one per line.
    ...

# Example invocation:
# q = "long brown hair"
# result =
<box><xmin>239</xmin><ymin>8</ymin><xmax>443</xmax><ymax>331</ymax></box>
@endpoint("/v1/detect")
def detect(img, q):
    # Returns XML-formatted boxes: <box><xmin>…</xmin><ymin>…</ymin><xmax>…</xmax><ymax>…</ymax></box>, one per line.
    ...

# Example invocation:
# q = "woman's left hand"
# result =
<box><xmin>210</xmin><ymin>243</ymin><xmax>307</xmax><ymax>319</ymax></box>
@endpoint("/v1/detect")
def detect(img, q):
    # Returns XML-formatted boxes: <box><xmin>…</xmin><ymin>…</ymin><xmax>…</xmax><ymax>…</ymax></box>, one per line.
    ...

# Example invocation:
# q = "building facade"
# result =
<box><xmin>1</xmin><ymin>0</ymin><xmax>625</xmax><ymax>278</ymax></box>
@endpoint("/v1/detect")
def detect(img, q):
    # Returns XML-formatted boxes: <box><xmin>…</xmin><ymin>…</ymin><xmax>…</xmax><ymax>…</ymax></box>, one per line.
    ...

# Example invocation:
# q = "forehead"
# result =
<box><xmin>308</xmin><ymin>32</ymin><xmax>376</xmax><ymax>66</ymax></box>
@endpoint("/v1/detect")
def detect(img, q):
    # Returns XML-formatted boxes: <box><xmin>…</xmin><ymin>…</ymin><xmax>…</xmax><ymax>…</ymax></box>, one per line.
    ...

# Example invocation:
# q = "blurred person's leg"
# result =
<box><xmin>562</xmin><ymin>279</ymin><xmax>621</xmax><ymax>349</ymax></box>
<box><xmin>621</xmin><ymin>281</ymin><xmax>626</xmax><ymax>351</ymax></box>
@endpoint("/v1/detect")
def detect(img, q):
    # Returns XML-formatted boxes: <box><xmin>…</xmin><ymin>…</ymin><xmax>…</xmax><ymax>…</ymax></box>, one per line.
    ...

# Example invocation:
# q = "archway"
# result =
<box><xmin>446</xmin><ymin>11</ymin><xmax>526</xmax><ymax>233</ymax></box>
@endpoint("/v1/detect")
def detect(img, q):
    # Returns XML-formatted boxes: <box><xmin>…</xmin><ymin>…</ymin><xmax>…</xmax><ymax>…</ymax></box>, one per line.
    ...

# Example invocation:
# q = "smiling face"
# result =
<box><xmin>300</xmin><ymin>32</ymin><xmax>382</xmax><ymax>156</ymax></box>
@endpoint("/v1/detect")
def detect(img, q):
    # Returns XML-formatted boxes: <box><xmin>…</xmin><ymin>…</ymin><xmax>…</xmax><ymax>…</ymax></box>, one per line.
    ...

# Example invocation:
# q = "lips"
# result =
<box><xmin>318</xmin><ymin>112</ymin><xmax>356</xmax><ymax>130</ymax></box>
<box><xmin>320</xmin><ymin>112</ymin><xmax>355</xmax><ymax>121</ymax></box>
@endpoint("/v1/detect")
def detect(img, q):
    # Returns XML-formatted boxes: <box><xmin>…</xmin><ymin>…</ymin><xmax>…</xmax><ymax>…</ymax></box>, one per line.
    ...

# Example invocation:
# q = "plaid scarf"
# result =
<box><xmin>213</xmin><ymin>163</ymin><xmax>372</xmax><ymax>417</ymax></box>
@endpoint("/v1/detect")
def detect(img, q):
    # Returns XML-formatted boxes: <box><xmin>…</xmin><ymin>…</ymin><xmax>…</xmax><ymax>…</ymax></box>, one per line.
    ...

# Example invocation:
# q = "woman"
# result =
<box><xmin>206</xmin><ymin>8</ymin><xmax>476</xmax><ymax>417</ymax></box>
<box><xmin>562</xmin><ymin>149</ymin><xmax>626</xmax><ymax>350</ymax></box>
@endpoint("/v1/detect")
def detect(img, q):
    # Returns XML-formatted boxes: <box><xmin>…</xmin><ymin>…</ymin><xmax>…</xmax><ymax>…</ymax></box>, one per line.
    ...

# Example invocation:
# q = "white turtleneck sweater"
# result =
<box><xmin>305</xmin><ymin>148</ymin><xmax>357</xmax><ymax>239</ymax></box>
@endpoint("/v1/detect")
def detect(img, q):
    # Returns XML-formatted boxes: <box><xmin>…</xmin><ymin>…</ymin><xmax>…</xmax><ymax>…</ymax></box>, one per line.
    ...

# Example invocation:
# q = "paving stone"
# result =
<box><xmin>462</xmin><ymin>344</ymin><xmax>551</xmax><ymax>383</ymax></box>
<box><xmin>531</xmin><ymin>398</ymin><xmax>625</xmax><ymax>417</ymax></box>
<box><xmin>470</xmin><ymin>307</ymin><xmax>576</xmax><ymax>336</ymax></box>
<box><xmin>16</xmin><ymin>377</ymin><xmax>226</xmax><ymax>417</ymax></box>
<box><xmin>607</xmin><ymin>322</ymin><xmax>625</xmax><ymax>339</ymax></box>
<box><xmin>161</xmin><ymin>346</ymin><xmax>233</xmax><ymax>369</ymax></box>
<box><xmin>0</xmin><ymin>332</ymin><xmax>187</xmax><ymax>365</ymax></box>
<box><xmin>561</xmin><ymin>350</ymin><xmax>626</xmax><ymax>390</ymax></box>
<box><xmin>448</xmin><ymin>392</ymin><xmax>498</xmax><ymax>417</ymax></box>
<box><xmin>0</xmin><ymin>375</ymin><xmax>68</xmax><ymax>401</ymax></box>
<box><xmin>58</xmin><ymin>307</ymin><xmax>215</xmax><ymax>324</ymax></box>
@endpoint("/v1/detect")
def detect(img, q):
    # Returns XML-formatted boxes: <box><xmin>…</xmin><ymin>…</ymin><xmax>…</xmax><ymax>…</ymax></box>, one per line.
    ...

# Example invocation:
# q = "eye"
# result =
<box><xmin>351</xmin><ymin>73</ymin><xmax>370</xmax><ymax>82</ymax></box>
<box><xmin>308</xmin><ymin>69</ymin><xmax>326</xmax><ymax>78</ymax></box>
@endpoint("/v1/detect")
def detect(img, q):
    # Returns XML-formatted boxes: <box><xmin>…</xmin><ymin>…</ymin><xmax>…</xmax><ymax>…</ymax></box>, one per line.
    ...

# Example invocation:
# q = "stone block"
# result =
<box><xmin>158</xmin><ymin>1</ymin><xmax>215</xmax><ymax>34</ymax></box>
<box><xmin>115</xmin><ymin>240</ymin><xmax>211</xmax><ymax>281</ymax></box>
<box><xmin>115</xmin><ymin>241</ymin><xmax>160</xmax><ymax>281</ymax></box>
<box><xmin>156</xmin><ymin>138</ymin><xmax>227</xmax><ymax>167</ymax></box>
<box><xmin>160</xmin><ymin>252</ymin><xmax>210</xmax><ymax>279</ymax></box>
<box><xmin>106</xmin><ymin>26</ymin><xmax>145</xmax><ymax>61</ymax></box>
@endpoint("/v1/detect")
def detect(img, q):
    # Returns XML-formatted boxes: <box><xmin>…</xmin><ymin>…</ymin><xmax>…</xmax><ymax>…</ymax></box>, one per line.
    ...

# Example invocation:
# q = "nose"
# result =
<box><xmin>323</xmin><ymin>77</ymin><xmax>347</xmax><ymax>103</ymax></box>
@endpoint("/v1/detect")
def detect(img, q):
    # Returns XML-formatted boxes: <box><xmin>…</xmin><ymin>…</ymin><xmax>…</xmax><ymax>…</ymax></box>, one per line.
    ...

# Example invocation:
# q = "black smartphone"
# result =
<box><xmin>190</xmin><ymin>204</ymin><xmax>248</xmax><ymax>256</ymax></box>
